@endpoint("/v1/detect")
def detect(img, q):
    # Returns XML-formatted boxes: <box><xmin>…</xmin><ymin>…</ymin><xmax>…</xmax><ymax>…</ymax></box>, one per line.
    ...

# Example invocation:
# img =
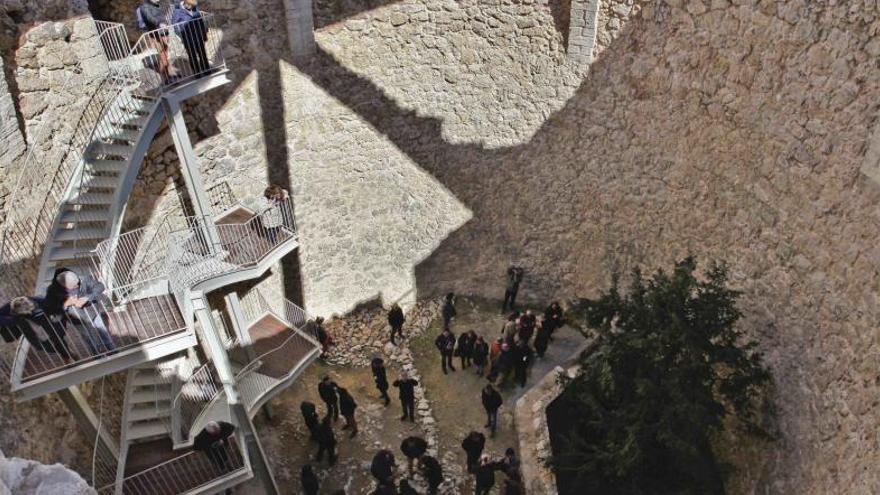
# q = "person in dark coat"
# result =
<box><xmin>398</xmin><ymin>479</ymin><xmax>418</xmax><ymax>495</ymax></box>
<box><xmin>44</xmin><ymin>268</ymin><xmax>115</xmax><ymax>356</ymax></box>
<box><xmin>481</xmin><ymin>384</ymin><xmax>503</xmax><ymax>437</ymax></box>
<box><xmin>502</xmin><ymin>312</ymin><xmax>518</xmax><ymax>344</ymax></box>
<box><xmin>544</xmin><ymin>302</ymin><xmax>564</xmax><ymax>338</ymax></box>
<box><xmin>393</xmin><ymin>372</ymin><xmax>418</xmax><ymax>421</ymax></box>
<box><xmin>533</xmin><ymin>321</ymin><xmax>551</xmax><ymax>358</ymax></box>
<box><xmin>457</xmin><ymin>331</ymin><xmax>475</xmax><ymax>369</ymax></box>
<box><xmin>193</xmin><ymin>421</ymin><xmax>236</xmax><ymax>470</ymax></box>
<box><xmin>518</xmin><ymin>310</ymin><xmax>537</xmax><ymax>341</ymax></box>
<box><xmin>501</xmin><ymin>447</ymin><xmax>521</xmax><ymax>478</ymax></box>
<box><xmin>315</xmin><ymin>415</ymin><xmax>337</xmax><ymax>466</ymax></box>
<box><xmin>0</xmin><ymin>296</ymin><xmax>74</xmax><ymax>361</ymax></box>
<box><xmin>491</xmin><ymin>342</ymin><xmax>514</xmax><ymax>386</ymax></box>
<box><xmin>501</xmin><ymin>471</ymin><xmax>525</xmax><ymax>495</ymax></box>
<box><xmin>135</xmin><ymin>0</ymin><xmax>170</xmax><ymax>81</ymax></box>
<box><xmin>472</xmin><ymin>335</ymin><xmax>489</xmax><ymax>376</ymax></box>
<box><xmin>474</xmin><ymin>454</ymin><xmax>503</xmax><ymax>495</ymax></box>
<box><xmin>370</xmin><ymin>449</ymin><xmax>396</xmax><ymax>486</ymax></box>
<box><xmin>400</xmin><ymin>436</ymin><xmax>427</xmax><ymax>476</ymax></box>
<box><xmin>502</xmin><ymin>265</ymin><xmax>524</xmax><ymax>312</ymax></box>
<box><xmin>301</xmin><ymin>464</ymin><xmax>319</xmax><ymax>495</ymax></box>
<box><xmin>387</xmin><ymin>303</ymin><xmax>405</xmax><ymax>345</ymax></box>
<box><xmin>314</xmin><ymin>317</ymin><xmax>333</xmax><ymax>357</ymax></box>
<box><xmin>513</xmin><ymin>340</ymin><xmax>534</xmax><ymax>388</ymax></box>
<box><xmin>441</xmin><ymin>292</ymin><xmax>456</xmax><ymax>330</ymax></box>
<box><xmin>300</xmin><ymin>401</ymin><xmax>320</xmax><ymax>441</ymax></box>
<box><xmin>419</xmin><ymin>455</ymin><xmax>443</xmax><ymax>495</ymax></box>
<box><xmin>318</xmin><ymin>375</ymin><xmax>340</xmax><ymax>421</ymax></box>
<box><xmin>461</xmin><ymin>431</ymin><xmax>486</xmax><ymax>474</ymax></box>
<box><xmin>338</xmin><ymin>387</ymin><xmax>358</xmax><ymax>437</ymax></box>
<box><xmin>371</xmin><ymin>357</ymin><xmax>391</xmax><ymax>405</ymax></box>
<box><xmin>172</xmin><ymin>0</ymin><xmax>211</xmax><ymax>76</ymax></box>
<box><xmin>434</xmin><ymin>328</ymin><xmax>456</xmax><ymax>374</ymax></box>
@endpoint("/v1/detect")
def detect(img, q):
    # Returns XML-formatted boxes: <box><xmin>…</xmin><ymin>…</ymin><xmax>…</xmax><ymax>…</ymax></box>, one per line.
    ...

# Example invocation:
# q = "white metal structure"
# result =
<box><xmin>0</xmin><ymin>17</ymin><xmax>319</xmax><ymax>495</ymax></box>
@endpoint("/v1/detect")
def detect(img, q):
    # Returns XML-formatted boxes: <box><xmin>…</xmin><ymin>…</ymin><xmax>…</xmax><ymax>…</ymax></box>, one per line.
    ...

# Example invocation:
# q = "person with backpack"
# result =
<box><xmin>434</xmin><ymin>328</ymin><xmax>456</xmax><ymax>374</ymax></box>
<box><xmin>136</xmin><ymin>0</ymin><xmax>171</xmax><ymax>82</ymax></box>
<box><xmin>172</xmin><ymin>0</ymin><xmax>211</xmax><ymax>77</ymax></box>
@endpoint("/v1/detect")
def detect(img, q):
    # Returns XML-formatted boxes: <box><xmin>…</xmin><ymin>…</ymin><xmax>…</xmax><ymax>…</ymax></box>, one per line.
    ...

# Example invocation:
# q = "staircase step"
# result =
<box><xmin>96</xmin><ymin>126</ymin><xmax>141</xmax><ymax>143</ymax></box>
<box><xmin>127</xmin><ymin>420</ymin><xmax>168</xmax><ymax>441</ymax></box>
<box><xmin>68</xmin><ymin>192</ymin><xmax>114</xmax><ymax>206</ymax></box>
<box><xmin>48</xmin><ymin>246</ymin><xmax>93</xmax><ymax>263</ymax></box>
<box><xmin>59</xmin><ymin>208</ymin><xmax>111</xmax><ymax>225</ymax></box>
<box><xmin>128</xmin><ymin>404</ymin><xmax>171</xmax><ymax>422</ymax></box>
<box><xmin>85</xmin><ymin>159</ymin><xmax>126</xmax><ymax>173</ymax></box>
<box><xmin>112</xmin><ymin>114</ymin><xmax>148</xmax><ymax>128</ymax></box>
<box><xmin>130</xmin><ymin>388</ymin><xmax>172</xmax><ymax>404</ymax></box>
<box><xmin>55</xmin><ymin>227</ymin><xmax>109</xmax><ymax>242</ymax></box>
<box><xmin>132</xmin><ymin>372</ymin><xmax>170</xmax><ymax>387</ymax></box>
<box><xmin>81</xmin><ymin>176</ymin><xmax>120</xmax><ymax>189</ymax></box>
<box><xmin>87</xmin><ymin>142</ymin><xmax>134</xmax><ymax>158</ymax></box>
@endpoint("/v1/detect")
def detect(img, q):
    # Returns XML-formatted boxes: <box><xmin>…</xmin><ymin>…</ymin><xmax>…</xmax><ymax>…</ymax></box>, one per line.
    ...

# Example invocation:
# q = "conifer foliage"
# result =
<box><xmin>548</xmin><ymin>257</ymin><xmax>772</xmax><ymax>494</ymax></box>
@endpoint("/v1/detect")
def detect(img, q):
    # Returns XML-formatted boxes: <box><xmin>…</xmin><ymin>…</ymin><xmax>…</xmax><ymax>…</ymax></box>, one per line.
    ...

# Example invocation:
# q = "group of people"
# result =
<box><xmin>296</xmin><ymin>264</ymin><xmax>562</xmax><ymax>493</ymax></box>
<box><xmin>136</xmin><ymin>0</ymin><xmax>212</xmax><ymax>84</ymax></box>
<box><xmin>0</xmin><ymin>267</ymin><xmax>116</xmax><ymax>364</ymax></box>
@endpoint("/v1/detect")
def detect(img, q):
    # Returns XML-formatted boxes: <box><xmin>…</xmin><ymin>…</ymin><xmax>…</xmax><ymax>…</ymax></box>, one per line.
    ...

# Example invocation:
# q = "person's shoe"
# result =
<box><xmin>341</xmin><ymin>424</ymin><xmax>350</xmax><ymax>430</ymax></box>
<box><xmin>401</xmin><ymin>415</ymin><xmax>408</xmax><ymax>421</ymax></box>
<box><xmin>442</xmin><ymin>369</ymin><xmax>448</xmax><ymax>375</ymax></box>
<box><xmin>450</xmin><ymin>366</ymin><xmax>456</xmax><ymax>372</ymax></box>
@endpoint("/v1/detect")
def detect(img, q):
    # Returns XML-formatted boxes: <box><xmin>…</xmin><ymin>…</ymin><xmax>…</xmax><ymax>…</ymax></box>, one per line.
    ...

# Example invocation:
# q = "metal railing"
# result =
<box><xmin>125</xmin><ymin>12</ymin><xmax>224</xmax><ymax>95</ymax></box>
<box><xmin>5</xmin><ymin>279</ymin><xmax>187</xmax><ymax>384</ymax></box>
<box><xmin>101</xmin><ymin>436</ymin><xmax>246</xmax><ymax>495</ymax></box>
<box><xmin>95</xmin><ymin>194</ymin><xmax>297</xmax><ymax>301</ymax></box>
<box><xmin>172</xmin><ymin>362</ymin><xmax>222</xmax><ymax>442</ymax></box>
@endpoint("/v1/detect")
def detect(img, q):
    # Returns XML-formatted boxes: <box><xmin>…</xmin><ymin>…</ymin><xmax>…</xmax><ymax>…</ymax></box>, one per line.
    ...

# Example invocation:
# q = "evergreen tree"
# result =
<box><xmin>548</xmin><ymin>257</ymin><xmax>772</xmax><ymax>494</ymax></box>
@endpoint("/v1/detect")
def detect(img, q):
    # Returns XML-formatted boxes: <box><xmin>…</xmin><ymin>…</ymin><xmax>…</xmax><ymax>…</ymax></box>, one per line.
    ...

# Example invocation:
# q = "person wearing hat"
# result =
<box><xmin>45</xmin><ymin>268</ymin><xmax>115</xmax><ymax>356</ymax></box>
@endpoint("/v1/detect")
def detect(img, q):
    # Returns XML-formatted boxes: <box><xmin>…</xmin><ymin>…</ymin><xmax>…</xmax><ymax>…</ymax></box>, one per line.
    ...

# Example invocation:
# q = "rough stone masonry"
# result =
<box><xmin>2</xmin><ymin>0</ymin><xmax>880</xmax><ymax>493</ymax></box>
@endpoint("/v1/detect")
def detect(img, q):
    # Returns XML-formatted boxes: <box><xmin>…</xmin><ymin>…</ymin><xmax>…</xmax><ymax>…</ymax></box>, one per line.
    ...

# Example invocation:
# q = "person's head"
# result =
<box><xmin>400</xmin><ymin>371</ymin><xmax>409</xmax><ymax>381</ymax></box>
<box><xmin>182</xmin><ymin>0</ymin><xmax>198</xmax><ymax>10</ymax></box>
<box><xmin>484</xmin><ymin>383</ymin><xmax>495</xmax><ymax>393</ymax></box>
<box><xmin>468</xmin><ymin>330</ymin><xmax>477</xmax><ymax>338</ymax></box>
<box><xmin>148</xmin><ymin>0</ymin><xmax>160</xmax><ymax>5</ymax></box>
<box><xmin>205</xmin><ymin>421</ymin><xmax>220</xmax><ymax>435</ymax></box>
<box><xmin>56</xmin><ymin>270</ymin><xmax>80</xmax><ymax>293</ymax></box>
<box><xmin>501</xmin><ymin>342</ymin><xmax>509</xmax><ymax>351</ymax></box>
<box><xmin>263</xmin><ymin>184</ymin><xmax>284</xmax><ymax>201</ymax></box>
<box><xmin>10</xmin><ymin>297</ymin><xmax>36</xmax><ymax>316</ymax></box>
<box><xmin>321</xmin><ymin>375</ymin><xmax>330</xmax><ymax>383</ymax></box>
<box><xmin>525</xmin><ymin>309</ymin><xmax>533</xmax><ymax>316</ymax></box>
<box><xmin>301</xmin><ymin>464</ymin><xmax>314</xmax><ymax>477</ymax></box>
<box><xmin>315</xmin><ymin>316</ymin><xmax>325</xmax><ymax>325</ymax></box>
<box><xmin>505</xmin><ymin>447</ymin><xmax>516</xmax><ymax>457</ymax></box>
<box><xmin>442</xmin><ymin>328</ymin><xmax>450</xmax><ymax>335</ymax></box>
<box><xmin>391</xmin><ymin>302</ymin><xmax>400</xmax><ymax>310</ymax></box>
<box><xmin>446</xmin><ymin>292</ymin><xmax>454</xmax><ymax>302</ymax></box>
<box><xmin>495</xmin><ymin>338</ymin><xmax>502</xmax><ymax>344</ymax></box>
<box><xmin>552</xmin><ymin>301</ymin><xmax>560</xmax><ymax>309</ymax></box>
<box><xmin>480</xmin><ymin>454</ymin><xmax>491</xmax><ymax>465</ymax></box>
<box><xmin>476</xmin><ymin>336</ymin><xmax>485</xmax><ymax>344</ymax></box>
<box><xmin>371</xmin><ymin>356</ymin><xmax>384</xmax><ymax>368</ymax></box>
<box><xmin>337</xmin><ymin>386</ymin><xmax>348</xmax><ymax>396</ymax></box>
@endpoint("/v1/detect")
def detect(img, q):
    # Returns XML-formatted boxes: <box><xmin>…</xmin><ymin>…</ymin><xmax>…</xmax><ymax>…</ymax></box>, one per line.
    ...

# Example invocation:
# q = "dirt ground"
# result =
<box><xmin>247</xmin><ymin>297</ymin><xmax>586</xmax><ymax>494</ymax></box>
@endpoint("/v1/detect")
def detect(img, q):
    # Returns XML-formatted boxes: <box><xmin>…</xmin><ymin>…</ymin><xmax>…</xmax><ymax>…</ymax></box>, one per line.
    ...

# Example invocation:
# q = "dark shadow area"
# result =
<box><xmin>549</xmin><ymin>0</ymin><xmax>573</xmax><ymax>47</ymax></box>
<box><xmin>313</xmin><ymin>0</ymin><xmax>401</xmax><ymax>29</ymax></box>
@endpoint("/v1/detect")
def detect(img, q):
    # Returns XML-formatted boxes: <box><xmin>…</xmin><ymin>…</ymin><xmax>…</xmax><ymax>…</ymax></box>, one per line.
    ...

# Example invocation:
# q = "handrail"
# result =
<box><xmin>108</xmin><ymin>436</ymin><xmax>246</xmax><ymax>495</ymax></box>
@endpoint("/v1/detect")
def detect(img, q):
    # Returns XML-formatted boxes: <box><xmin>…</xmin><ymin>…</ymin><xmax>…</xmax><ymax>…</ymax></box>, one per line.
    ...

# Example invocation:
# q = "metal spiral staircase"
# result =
<box><xmin>0</xmin><ymin>17</ymin><xmax>320</xmax><ymax>495</ymax></box>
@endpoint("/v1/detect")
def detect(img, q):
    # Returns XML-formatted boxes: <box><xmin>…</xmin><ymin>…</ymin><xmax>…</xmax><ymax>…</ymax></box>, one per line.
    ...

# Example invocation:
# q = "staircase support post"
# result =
<box><xmin>160</xmin><ymin>97</ymin><xmax>223</xmax><ymax>253</ymax></box>
<box><xmin>283</xmin><ymin>0</ymin><xmax>316</xmax><ymax>58</ymax></box>
<box><xmin>191</xmin><ymin>292</ymin><xmax>280</xmax><ymax>495</ymax></box>
<box><xmin>58</xmin><ymin>386</ymin><xmax>119</xmax><ymax>460</ymax></box>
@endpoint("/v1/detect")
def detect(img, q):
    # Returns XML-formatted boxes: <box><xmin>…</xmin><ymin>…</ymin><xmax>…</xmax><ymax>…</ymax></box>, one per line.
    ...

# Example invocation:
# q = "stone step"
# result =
<box><xmin>54</xmin><ymin>227</ymin><xmax>109</xmax><ymax>242</ymax></box>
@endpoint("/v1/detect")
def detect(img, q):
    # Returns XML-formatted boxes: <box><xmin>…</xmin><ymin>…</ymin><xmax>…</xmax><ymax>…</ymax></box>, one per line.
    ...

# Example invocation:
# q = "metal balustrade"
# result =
<box><xmin>100</xmin><ymin>437</ymin><xmax>246</xmax><ymax>495</ymax></box>
<box><xmin>125</xmin><ymin>12</ymin><xmax>224</xmax><ymax>96</ymax></box>
<box><xmin>172</xmin><ymin>362</ymin><xmax>222</xmax><ymax>442</ymax></box>
<box><xmin>7</xmin><ymin>282</ymin><xmax>188</xmax><ymax>384</ymax></box>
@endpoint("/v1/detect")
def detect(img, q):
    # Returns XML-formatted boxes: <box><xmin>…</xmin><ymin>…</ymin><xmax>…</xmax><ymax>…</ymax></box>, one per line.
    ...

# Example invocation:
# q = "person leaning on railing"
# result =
<box><xmin>136</xmin><ymin>0</ymin><xmax>171</xmax><ymax>82</ymax></box>
<box><xmin>194</xmin><ymin>421</ymin><xmax>236</xmax><ymax>471</ymax></box>
<box><xmin>0</xmin><ymin>296</ymin><xmax>76</xmax><ymax>362</ymax></box>
<box><xmin>44</xmin><ymin>268</ymin><xmax>116</xmax><ymax>357</ymax></box>
<box><xmin>172</xmin><ymin>0</ymin><xmax>211</xmax><ymax>77</ymax></box>
<box><xmin>258</xmin><ymin>185</ymin><xmax>289</xmax><ymax>244</ymax></box>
